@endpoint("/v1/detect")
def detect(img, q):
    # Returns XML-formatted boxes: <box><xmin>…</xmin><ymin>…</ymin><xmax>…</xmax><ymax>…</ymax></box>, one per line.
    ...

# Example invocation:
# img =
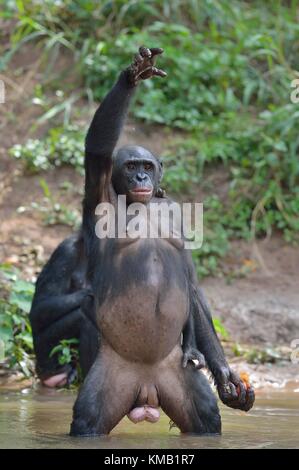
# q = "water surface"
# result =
<box><xmin>0</xmin><ymin>387</ymin><xmax>298</xmax><ymax>448</ymax></box>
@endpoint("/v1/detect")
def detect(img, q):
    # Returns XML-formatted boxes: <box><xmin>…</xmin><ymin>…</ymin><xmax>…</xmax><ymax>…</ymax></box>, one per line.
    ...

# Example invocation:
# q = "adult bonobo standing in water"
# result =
<box><xmin>71</xmin><ymin>46</ymin><xmax>254</xmax><ymax>436</ymax></box>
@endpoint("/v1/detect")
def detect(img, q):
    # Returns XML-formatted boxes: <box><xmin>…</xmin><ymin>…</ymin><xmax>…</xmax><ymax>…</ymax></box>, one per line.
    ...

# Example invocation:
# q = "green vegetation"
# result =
<box><xmin>3</xmin><ymin>0</ymin><xmax>298</xmax><ymax>277</ymax></box>
<box><xmin>50</xmin><ymin>339</ymin><xmax>79</xmax><ymax>367</ymax></box>
<box><xmin>232</xmin><ymin>343</ymin><xmax>286</xmax><ymax>364</ymax></box>
<box><xmin>10</xmin><ymin>126</ymin><xmax>84</xmax><ymax>173</ymax></box>
<box><xmin>0</xmin><ymin>1</ymin><xmax>298</xmax><ymax>376</ymax></box>
<box><xmin>30</xmin><ymin>179</ymin><xmax>81</xmax><ymax>228</ymax></box>
<box><xmin>0</xmin><ymin>265</ymin><xmax>35</xmax><ymax>377</ymax></box>
<box><xmin>0</xmin><ymin>265</ymin><xmax>82</xmax><ymax>379</ymax></box>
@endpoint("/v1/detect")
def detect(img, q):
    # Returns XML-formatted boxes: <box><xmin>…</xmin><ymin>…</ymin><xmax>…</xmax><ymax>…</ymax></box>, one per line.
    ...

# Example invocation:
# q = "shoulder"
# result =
<box><xmin>52</xmin><ymin>232</ymin><xmax>82</xmax><ymax>260</ymax></box>
<box><xmin>37</xmin><ymin>232</ymin><xmax>83</xmax><ymax>282</ymax></box>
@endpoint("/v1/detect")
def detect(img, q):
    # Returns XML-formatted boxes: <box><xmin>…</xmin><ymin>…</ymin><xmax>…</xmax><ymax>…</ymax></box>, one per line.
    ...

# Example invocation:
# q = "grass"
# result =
<box><xmin>3</xmin><ymin>1</ymin><xmax>298</xmax><ymax>263</ymax></box>
<box><xmin>0</xmin><ymin>0</ymin><xmax>298</xmax><ymax>375</ymax></box>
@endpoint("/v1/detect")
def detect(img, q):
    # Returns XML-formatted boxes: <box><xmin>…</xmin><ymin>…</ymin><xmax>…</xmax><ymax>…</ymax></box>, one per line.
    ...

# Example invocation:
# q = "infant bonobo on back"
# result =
<box><xmin>71</xmin><ymin>46</ymin><xmax>255</xmax><ymax>436</ymax></box>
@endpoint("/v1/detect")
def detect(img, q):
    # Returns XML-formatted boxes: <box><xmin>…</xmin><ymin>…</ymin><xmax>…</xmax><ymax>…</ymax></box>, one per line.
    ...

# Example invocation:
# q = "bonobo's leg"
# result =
<box><xmin>157</xmin><ymin>346</ymin><xmax>221</xmax><ymax>434</ymax></box>
<box><xmin>79</xmin><ymin>317</ymin><xmax>99</xmax><ymax>377</ymax></box>
<box><xmin>70</xmin><ymin>342</ymin><xmax>138</xmax><ymax>436</ymax></box>
<box><xmin>34</xmin><ymin>308</ymin><xmax>98</xmax><ymax>387</ymax></box>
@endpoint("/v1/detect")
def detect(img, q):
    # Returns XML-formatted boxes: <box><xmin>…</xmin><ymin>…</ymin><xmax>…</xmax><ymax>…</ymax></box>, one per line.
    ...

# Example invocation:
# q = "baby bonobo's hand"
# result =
<box><xmin>182</xmin><ymin>346</ymin><xmax>206</xmax><ymax>370</ymax></box>
<box><xmin>216</xmin><ymin>367</ymin><xmax>255</xmax><ymax>412</ymax></box>
<box><xmin>127</xmin><ymin>46</ymin><xmax>167</xmax><ymax>85</ymax></box>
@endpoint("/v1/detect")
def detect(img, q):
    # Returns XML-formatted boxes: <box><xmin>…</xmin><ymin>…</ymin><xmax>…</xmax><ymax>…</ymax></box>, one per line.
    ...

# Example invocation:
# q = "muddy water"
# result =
<box><xmin>0</xmin><ymin>387</ymin><xmax>298</xmax><ymax>449</ymax></box>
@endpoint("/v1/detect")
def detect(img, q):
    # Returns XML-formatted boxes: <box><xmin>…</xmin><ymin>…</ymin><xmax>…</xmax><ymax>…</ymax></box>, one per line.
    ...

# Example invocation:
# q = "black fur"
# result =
<box><xmin>29</xmin><ymin>233</ymin><xmax>99</xmax><ymax>381</ymax></box>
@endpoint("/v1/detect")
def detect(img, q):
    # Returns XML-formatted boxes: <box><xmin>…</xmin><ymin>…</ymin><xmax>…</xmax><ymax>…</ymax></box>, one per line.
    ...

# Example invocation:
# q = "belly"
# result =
<box><xmin>97</xmin><ymin>242</ymin><xmax>189</xmax><ymax>363</ymax></box>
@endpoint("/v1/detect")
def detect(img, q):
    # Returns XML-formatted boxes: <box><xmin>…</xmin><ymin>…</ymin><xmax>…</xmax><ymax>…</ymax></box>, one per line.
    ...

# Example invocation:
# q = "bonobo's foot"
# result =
<box><xmin>182</xmin><ymin>347</ymin><xmax>206</xmax><ymax>370</ymax></box>
<box><xmin>127</xmin><ymin>406</ymin><xmax>160</xmax><ymax>424</ymax></box>
<box><xmin>41</xmin><ymin>365</ymin><xmax>77</xmax><ymax>388</ymax></box>
<box><xmin>215</xmin><ymin>367</ymin><xmax>255</xmax><ymax>412</ymax></box>
<box><xmin>127</xmin><ymin>46</ymin><xmax>167</xmax><ymax>85</ymax></box>
<box><xmin>42</xmin><ymin>373</ymin><xmax>68</xmax><ymax>388</ymax></box>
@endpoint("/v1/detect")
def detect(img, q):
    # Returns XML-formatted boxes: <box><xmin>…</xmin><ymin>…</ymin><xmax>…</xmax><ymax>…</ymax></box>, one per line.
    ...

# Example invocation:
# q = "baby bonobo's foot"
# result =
<box><xmin>42</xmin><ymin>373</ymin><xmax>68</xmax><ymax>388</ymax></box>
<box><xmin>127</xmin><ymin>46</ymin><xmax>167</xmax><ymax>85</ymax></box>
<box><xmin>42</xmin><ymin>366</ymin><xmax>77</xmax><ymax>388</ymax></box>
<box><xmin>127</xmin><ymin>406</ymin><xmax>160</xmax><ymax>424</ymax></box>
<box><xmin>182</xmin><ymin>347</ymin><xmax>206</xmax><ymax>370</ymax></box>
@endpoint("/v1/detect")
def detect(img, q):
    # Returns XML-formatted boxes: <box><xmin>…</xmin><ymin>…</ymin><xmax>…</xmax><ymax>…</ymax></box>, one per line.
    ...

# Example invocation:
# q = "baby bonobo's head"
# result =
<box><xmin>112</xmin><ymin>145</ymin><xmax>163</xmax><ymax>204</ymax></box>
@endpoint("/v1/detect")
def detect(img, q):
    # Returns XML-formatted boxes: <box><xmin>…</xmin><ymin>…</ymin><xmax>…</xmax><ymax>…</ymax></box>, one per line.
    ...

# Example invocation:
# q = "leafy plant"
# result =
<box><xmin>3</xmin><ymin>0</ymin><xmax>299</xmax><ymax>273</ymax></box>
<box><xmin>10</xmin><ymin>125</ymin><xmax>85</xmax><ymax>174</ymax></box>
<box><xmin>213</xmin><ymin>318</ymin><xmax>229</xmax><ymax>340</ymax></box>
<box><xmin>17</xmin><ymin>179</ymin><xmax>81</xmax><ymax>229</ymax></box>
<box><xmin>0</xmin><ymin>265</ymin><xmax>35</xmax><ymax>377</ymax></box>
<box><xmin>50</xmin><ymin>338</ymin><xmax>79</xmax><ymax>366</ymax></box>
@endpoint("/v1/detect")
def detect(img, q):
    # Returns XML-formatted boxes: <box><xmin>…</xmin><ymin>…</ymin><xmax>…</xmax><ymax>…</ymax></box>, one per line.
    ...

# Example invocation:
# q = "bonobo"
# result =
<box><xmin>29</xmin><ymin>232</ymin><xmax>99</xmax><ymax>387</ymax></box>
<box><xmin>70</xmin><ymin>47</ymin><xmax>255</xmax><ymax>435</ymax></box>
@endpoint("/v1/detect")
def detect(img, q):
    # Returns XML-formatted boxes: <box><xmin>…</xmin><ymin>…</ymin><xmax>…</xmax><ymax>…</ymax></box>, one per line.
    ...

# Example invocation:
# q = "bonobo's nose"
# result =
<box><xmin>136</xmin><ymin>172</ymin><xmax>147</xmax><ymax>182</ymax></box>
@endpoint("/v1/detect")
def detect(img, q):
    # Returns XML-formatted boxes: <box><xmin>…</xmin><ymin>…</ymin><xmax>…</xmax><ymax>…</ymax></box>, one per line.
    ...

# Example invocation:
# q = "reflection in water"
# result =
<box><xmin>0</xmin><ymin>387</ymin><xmax>298</xmax><ymax>448</ymax></box>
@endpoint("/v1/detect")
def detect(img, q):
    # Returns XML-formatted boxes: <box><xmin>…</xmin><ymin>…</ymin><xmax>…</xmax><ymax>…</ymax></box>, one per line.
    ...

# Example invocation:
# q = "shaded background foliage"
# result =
<box><xmin>0</xmin><ymin>0</ymin><xmax>298</xmax><ymax>375</ymax></box>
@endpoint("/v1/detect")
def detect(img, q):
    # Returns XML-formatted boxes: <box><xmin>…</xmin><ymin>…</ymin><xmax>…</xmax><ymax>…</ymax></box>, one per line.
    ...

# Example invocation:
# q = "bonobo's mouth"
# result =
<box><xmin>129</xmin><ymin>188</ymin><xmax>153</xmax><ymax>202</ymax></box>
<box><xmin>130</xmin><ymin>188</ymin><xmax>153</xmax><ymax>195</ymax></box>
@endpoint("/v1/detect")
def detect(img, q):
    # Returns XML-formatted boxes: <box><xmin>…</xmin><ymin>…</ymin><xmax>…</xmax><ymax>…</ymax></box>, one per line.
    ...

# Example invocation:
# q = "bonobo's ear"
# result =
<box><xmin>157</xmin><ymin>159</ymin><xmax>163</xmax><ymax>183</ymax></box>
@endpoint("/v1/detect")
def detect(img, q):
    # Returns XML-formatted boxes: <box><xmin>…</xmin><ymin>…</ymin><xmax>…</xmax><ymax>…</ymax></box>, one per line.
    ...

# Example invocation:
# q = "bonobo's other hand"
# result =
<box><xmin>216</xmin><ymin>367</ymin><xmax>255</xmax><ymax>412</ymax></box>
<box><xmin>80</xmin><ymin>288</ymin><xmax>98</xmax><ymax>328</ymax></box>
<box><xmin>182</xmin><ymin>347</ymin><xmax>206</xmax><ymax>370</ymax></box>
<box><xmin>127</xmin><ymin>46</ymin><xmax>167</xmax><ymax>85</ymax></box>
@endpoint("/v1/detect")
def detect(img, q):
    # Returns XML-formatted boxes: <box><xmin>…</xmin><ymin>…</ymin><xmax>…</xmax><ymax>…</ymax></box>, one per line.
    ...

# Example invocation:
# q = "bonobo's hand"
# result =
<box><xmin>182</xmin><ymin>347</ymin><xmax>206</xmax><ymax>370</ymax></box>
<box><xmin>80</xmin><ymin>288</ymin><xmax>98</xmax><ymax>328</ymax></box>
<box><xmin>127</xmin><ymin>46</ymin><xmax>167</xmax><ymax>85</ymax></box>
<box><xmin>74</xmin><ymin>287</ymin><xmax>93</xmax><ymax>305</ymax></box>
<box><xmin>216</xmin><ymin>367</ymin><xmax>255</xmax><ymax>412</ymax></box>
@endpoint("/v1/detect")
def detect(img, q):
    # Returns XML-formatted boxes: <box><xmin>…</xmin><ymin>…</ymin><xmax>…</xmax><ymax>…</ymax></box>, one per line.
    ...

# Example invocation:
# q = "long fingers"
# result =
<box><xmin>152</xmin><ymin>66</ymin><xmax>167</xmax><ymax>78</ymax></box>
<box><xmin>139</xmin><ymin>46</ymin><xmax>164</xmax><ymax>58</ymax></box>
<box><xmin>150</xmin><ymin>47</ymin><xmax>164</xmax><ymax>56</ymax></box>
<box><xmin>139</xmin><ymin>46</ymin><xmax>165</xmax><ymax>69</ymax></box>
<box><xmin>139</xmin><ymin>46</ymin><xmax>152</xmax><ymax>58</ymax></box>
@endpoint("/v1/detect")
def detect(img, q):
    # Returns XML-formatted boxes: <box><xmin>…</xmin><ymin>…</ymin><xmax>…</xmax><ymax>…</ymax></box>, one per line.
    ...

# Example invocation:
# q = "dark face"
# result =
<box><xmin>112</xmin><ymin>146</ymin><xmax>163</xmax><ymax>204</ymax></box>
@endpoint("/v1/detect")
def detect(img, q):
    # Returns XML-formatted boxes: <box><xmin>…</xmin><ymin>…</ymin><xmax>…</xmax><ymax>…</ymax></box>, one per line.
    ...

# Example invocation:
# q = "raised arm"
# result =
<box><xmin>83</xmin><ymin>46</ymin><xmax>166</xmax><ymax>235</ymax></box>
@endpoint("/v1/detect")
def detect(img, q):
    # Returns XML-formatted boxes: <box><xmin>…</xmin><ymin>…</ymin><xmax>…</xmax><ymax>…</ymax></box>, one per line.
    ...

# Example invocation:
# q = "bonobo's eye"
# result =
<box><xmin>126</xmin><ymin>162</ymin><xmax>136</xmax><ymax>171</ymax></box>
<box><xmin>144</xmin><ymin>162</ymin><xmax>154</xmax><ymax>171</ymax></box>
